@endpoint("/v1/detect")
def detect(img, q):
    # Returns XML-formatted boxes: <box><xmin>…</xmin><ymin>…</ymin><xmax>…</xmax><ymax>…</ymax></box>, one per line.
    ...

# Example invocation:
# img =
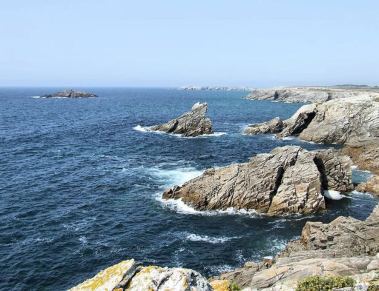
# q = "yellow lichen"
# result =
<box><xmin>210</xmin><ymin>280</ymin><xmax>230</xmax><ymax>291</ymax></box>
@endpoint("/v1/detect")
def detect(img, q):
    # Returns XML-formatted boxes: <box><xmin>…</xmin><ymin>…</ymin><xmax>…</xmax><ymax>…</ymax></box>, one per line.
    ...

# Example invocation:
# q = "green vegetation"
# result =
<box><xmin>229</xmin><ymin>282</ymin><xmax>242</xmax><ymax>291</ymax></box>
<box><xmin>296</xmin><ymin>275</ymin><xmax>355</xmax><ymax>291</ymax></box>
<box><xmin>368</xmin><ymin>282</ymin><xmax>379</xmax><ymax>291</ymax></box>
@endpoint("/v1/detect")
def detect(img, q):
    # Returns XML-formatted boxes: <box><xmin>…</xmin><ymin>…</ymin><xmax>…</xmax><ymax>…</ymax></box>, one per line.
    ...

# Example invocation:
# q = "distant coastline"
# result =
<box><xmin>178</xmin><ymin>85</ymin><xmax>254</xmax><ymax>91</ymax></box>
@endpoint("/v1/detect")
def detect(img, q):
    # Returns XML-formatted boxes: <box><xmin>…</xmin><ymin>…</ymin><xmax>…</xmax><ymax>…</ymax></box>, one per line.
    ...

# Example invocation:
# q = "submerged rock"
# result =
<box><xmin>152</xmin><ymin>102</ymin><xmax>213</xmax><ymax>137</ymax></box>
<box><xmin>42</xmin><ymin>89</ymin><xmax>98</xmax><ymax>98</ymax></box>
<box><xmin>162</xmin><ymin>146</ymin><xmax>353</xmax><ymax>215</ymax></box>
<box><xmin>69</xmin><ymin>260</ymin><xmax>212</xmax><ymax>291</ymax></box>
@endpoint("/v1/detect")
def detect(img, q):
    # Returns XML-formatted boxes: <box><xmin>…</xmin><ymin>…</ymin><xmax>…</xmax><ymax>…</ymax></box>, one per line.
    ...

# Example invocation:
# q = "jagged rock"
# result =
<box><xmin>69</xmin><ymin>260</ymin><xmax>212</xmax><ymax>291</ymax></box>
<box><xmin>152</xmin><ymin>102</ymin><xmax>213</xmax><ymax>137</ymax></box>
<box><xmin>244</xmin><ymin>117</ymin><xmax>284</xmax><ymax>135</ymax></box>
<box><xmin>162</xmin><ymin>146</ymin><xmax>353</xmax><ymax>215</ymax></box>
<box><xmin>219</xmin><ymin>206</ymin><xmax>379</xmax><ymax>289</ymax></box>
<box><xmin>342</xmin><ymin>145</ymin><xmax>379</xmax><ymax>175</ymax></box>
<box><xmin>42</xmin><ymin>89</ymin><xmax>98</xmax><ymax>98</ymax></box>
<box><xmin>69</xmin><ymin>259</ymin><xmax>136</xmax><ymax>291</ymax></box>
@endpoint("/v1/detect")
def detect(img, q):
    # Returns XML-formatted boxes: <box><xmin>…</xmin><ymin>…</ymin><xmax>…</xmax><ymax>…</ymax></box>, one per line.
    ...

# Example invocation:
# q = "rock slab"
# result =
<box><xmin>152</xmin><ymin>102</ymin><xmax>213</xmax><ymax>137</ymax></box>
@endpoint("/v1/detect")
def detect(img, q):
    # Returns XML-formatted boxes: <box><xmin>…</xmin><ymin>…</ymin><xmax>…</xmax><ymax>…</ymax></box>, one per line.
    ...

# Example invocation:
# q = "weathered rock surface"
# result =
<box><xmin>357</xmin><ymin>176</ymin><xmax>379</xmax><ymax>196</ymax></box>
<box><xmin>244</xmin><ymin>117</ymin><xmax>284</xmax><ymax>135</ymax></box>
<box><xmin>69</xmin><ymin>259</ymin><xmax>136</xmax><ymax>291</ymax></box>
<box><xmin>162</xmin><ymin>146</ymin><xmax>353</xmax><ymax>215</ymax></box>
<box><xmin>219</xmin><ymin>205</ymin><xmax>379</xmax><ymax>290</ymax></box>
<box><xmin>152</xmin><ymin>102</ymin><xmax>213</xmax><ymax>137</ymax></box>
<box><xmin>244</xmin><ymin>86</ymin><xmax>379</xmax><ymax>103</ymax></box>
<box><xmin>42</xmin><ymin>89</ymin><xmax>98</xmax><ymax>98</ymax></box>
<box><xmin>245</xmin><ymin>96</ymin><xmax>379</xmax><ymax>148</ymax></box>
<box><xmin>69</xmin><ymin>260</ymin><xmax>213</xmax><ymax>291</ymax></box>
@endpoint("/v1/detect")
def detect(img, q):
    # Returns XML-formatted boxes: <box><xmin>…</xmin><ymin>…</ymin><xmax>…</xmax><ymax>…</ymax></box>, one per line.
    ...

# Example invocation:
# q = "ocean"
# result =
<box><xmin>0</xmin><ymin>88</ymin><xmax>377</xmax><ymax>290</ymax></box>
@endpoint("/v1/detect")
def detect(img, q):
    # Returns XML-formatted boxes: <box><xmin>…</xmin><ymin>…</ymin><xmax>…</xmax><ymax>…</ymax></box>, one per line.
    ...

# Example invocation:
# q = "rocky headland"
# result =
<box><xmin>179</xmin><ymin>86</ymin><xmax>254</xmax><ymax>91</ymax></box>
<box><xmin>42</xmin><ymin>89</ymin><xmax>98</xmax><ymax>98</ymax></box>
<box><xmin>244</xmin><ymin>85</ymin><xmax>379</xmax><ymax>103</ymax></box>
<box><xmin>152</xmin><ymin>102</ymin><xmax>213</xmax><ymax>137</ymax></box>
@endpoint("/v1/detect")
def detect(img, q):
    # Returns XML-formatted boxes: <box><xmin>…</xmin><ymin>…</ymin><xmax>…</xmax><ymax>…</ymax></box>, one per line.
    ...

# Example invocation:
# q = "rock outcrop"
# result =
<box><xmin>162</xmin><ymin>146</ymin><xmax>353</xmax><ymax>215</ymax></box>
<box><xmin>69</xmin><ymin>260</ymin><xmax>213</xmax><ymax>291</ymax></box>
<box><xmin>244</xmin><ymin>86</ymin><xmax>379</xmax><ymax>103</ymax></box>
<box><xmin>152</xmin><ymin>102</ymin><xmax>213</xmax><ymax>137</ymax></box>
<box><xmin>42</xmin><ymin>89</ymin><xmax>98</xmax><ymax>98</ymax></box>
<box><xmin>244</xmin><ymin>117</ymin><xmax>284</xmax><ymax>135</ymax></box>
<box><xmin>245</xmin><ymin>96</ymin><xmax>379</xmax><ymax>148</ymax></box>
<box><xmin>218</xmin><ymin>205</ymin><xmax>379</xmax><ymax>290</ymax></box>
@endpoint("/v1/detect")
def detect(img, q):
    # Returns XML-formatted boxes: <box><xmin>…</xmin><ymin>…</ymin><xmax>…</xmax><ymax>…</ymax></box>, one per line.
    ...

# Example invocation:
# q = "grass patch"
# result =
<box><xmin>296</xmin><ymin>275</ymin><xmax>355</xmax><ymax>291</ymax></box>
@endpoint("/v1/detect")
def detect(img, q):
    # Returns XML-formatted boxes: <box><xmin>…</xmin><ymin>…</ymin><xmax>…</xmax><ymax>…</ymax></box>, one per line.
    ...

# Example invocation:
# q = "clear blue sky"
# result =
<box><xmin>0</xmin><ymin>0</ymin><xmax>378</xmax><ymax>87</ymax></box>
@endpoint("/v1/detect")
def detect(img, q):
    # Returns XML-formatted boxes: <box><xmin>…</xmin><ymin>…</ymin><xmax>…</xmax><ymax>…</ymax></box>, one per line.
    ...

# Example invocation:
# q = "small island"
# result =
<box><xmin>42</xmin><ymin>89</ymin><xmax>98</xmax><ymax>98</ymax></box>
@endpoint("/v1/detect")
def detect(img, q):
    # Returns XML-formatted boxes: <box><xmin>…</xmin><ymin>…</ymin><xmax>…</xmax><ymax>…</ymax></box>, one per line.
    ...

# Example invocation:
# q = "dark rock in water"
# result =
<box><xmin>42</xmin><ymin>89</ymin><xmax>98</xmax><ymax>98</ymax></box>
<box><xmin>162</xmin><ymin>146</ymin><xmax>353</xmax><ymax>215</ymax></box>
<box><xmin>152</xmin><ymin>102</ymin><xmax>213</xmax><ymax>137</ymax></box>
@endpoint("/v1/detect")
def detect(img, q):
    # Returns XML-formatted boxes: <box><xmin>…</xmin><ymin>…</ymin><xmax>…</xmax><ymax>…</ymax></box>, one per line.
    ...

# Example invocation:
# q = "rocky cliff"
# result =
<box><xmin>152</xmin><ymin>102</ymin><xmax>213</xmax><ymax>137</ymax></box>
<box><xmin>179</xmin><ymin>86</ymin><xmax>254</xmax><ymax>91</ymax></box>
<box><xmin>244</xmin><ymin>86</ymin><xmax>379</xmax><ymax>103</ymax></box>
<box><xmin>245</xmin><ymin>95</ymin><xmax>379</xmax><ymax>148</ymax></box>
<box><xmin>42</xmin><ymin>89</ymin><xmax>98</xmax><ymax>98</ymax></box>
<box><xmin>162</xmin><ymin>146</ymin><xmax>353</xmax><ymax>215</ymax></box>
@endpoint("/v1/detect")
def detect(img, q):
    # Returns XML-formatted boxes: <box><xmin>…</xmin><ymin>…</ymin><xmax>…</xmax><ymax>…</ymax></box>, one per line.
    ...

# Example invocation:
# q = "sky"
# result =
<box><xmin>0</xmin><ymin>0</ymin><xmax>378</xmax><ymax>87</ymax></box>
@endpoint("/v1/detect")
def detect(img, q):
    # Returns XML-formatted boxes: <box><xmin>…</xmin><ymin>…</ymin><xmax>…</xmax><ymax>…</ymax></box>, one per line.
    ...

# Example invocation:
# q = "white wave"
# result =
<box><xmin>79</xmin><ymin>236</ymin><xmax>88</xmax><ymax>244</ymax></box>
<box><xmin>281</xmin><ymin>136</ymin><xmax>295</xmax><ymax>141</ymax></box>
<box><xmin>185</xmin><ymin>233</ymin><xmax>239</xmax><ymax>244</ymax></box>
<box><xmin>324</xmin><ymin>190</ymin><xmax>344</xmax><ymax>200</ymax></box>
<box><xmin>351</xmin><ymin>165</ymin><xmax>358</xmax><ymax>170</ymax></box>
<box><xmin>149</xmin><ymin>167</ymin><xmax>203</xmax><ymax>187</ymax></box>
<box><xmin>207</xmin><ymin>264</ymin><xmax>235</xmax><ymax>274</ymax></box>
<box><xmin>185</xmin><ymin>132</ymin><xmax>227</xmax><ymax>138</ymax></box>
<box><xmin>156</xmin><ymin>196</ymin><xmax>259</xmax><ymax>217</ymax></box>
<box><xmin>32</xmin><ymin>96</ymin><xmax>41</xmax><ymax>98</ymax></box>
<box><xmin>133</xmin><ymin>125</ymin><xmax>153</xmax><ymax>132</ymax></box>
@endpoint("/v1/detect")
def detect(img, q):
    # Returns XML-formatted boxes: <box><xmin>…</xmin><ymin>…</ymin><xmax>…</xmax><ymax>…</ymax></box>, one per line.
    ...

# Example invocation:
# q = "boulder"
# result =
<box><xmin>152</xmin><ymin>102</ymin><xmax>213</xmax><ymax>137</ymax></box>
<box><xmin>42</xmin><ymin>89</ymin><xmax>98</xmax><ymax>98</ymax></box>
<box><xmin>162</xmin><ymin>146</ymin><xmax>353</xmax><ymax>215</ymax></box>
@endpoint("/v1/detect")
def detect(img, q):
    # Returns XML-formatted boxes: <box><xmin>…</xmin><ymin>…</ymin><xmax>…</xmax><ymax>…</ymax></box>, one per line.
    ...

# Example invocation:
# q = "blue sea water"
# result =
<box><xmin>0</xmin><ymin>88</ymin><xmax>377</xmax><ymax>290</ymax></box>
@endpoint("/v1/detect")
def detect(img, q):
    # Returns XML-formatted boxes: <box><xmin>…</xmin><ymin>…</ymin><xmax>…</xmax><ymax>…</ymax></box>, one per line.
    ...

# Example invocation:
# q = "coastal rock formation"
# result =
<box><xmin>244</xmin><ymin>86</ymin><xmax>379</xmax><ymax>103</ymax></box>
<box><xmin>152</xmin><ymin>102</ymin><xmax>213</xmax><ymax>137</ymax></box>
<box><xmin>245</xmin><ymin>96</ymin><xmax>379</xmax><ymax>148</ymax></box>
<box><xmin>244</xmin><ymin>117</ymin><xmax>284</xmax><ymax>135</ymax></box>
<box><xmin>178</xmin><ymin>86</ymin><xmax>254</xmax><ymax>91</ymax></box>
<box><xmin>219</xmin><ymin>205</ymin><xmax>379</xmax><ymax>290</ymax></box>
<box><xmin>42</xmin><ymin>89</ymin><xmax>98</xmax><ymax>98</ymax></box>
<box><xmin>162</xmin><ymin>146</ymin><xmax>353</xmax><ymax>215</ymax></box>
<box><xmin>69</xmin><ymin>260</ymin><xmax>213</xmax><ymax>291</ymax></box>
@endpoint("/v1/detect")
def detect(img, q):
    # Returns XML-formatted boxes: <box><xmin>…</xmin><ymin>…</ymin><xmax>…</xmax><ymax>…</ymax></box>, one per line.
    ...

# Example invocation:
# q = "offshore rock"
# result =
<box><xmin>69</xmin><ymin>260</ymin><xmax>212</xmax><ymax>291</ymax></box>
<box><xmin>244</xmin><ymin>117</ymin><xmax>284</xmax><ymax>135</ymax></box>
<box><xmin>42</xmin><ymin>89</ymin><xmax>98</xmax><ymax>98</ymax></box>
<box><xmin>162</xmin><ymin>146</ymin><xmax>353</xmax><ymax>215</ymax></box>
<box><xmin>152</xmin><ymin>102</ymin><xmax>213</xmax><ymax>137</ymax></box>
